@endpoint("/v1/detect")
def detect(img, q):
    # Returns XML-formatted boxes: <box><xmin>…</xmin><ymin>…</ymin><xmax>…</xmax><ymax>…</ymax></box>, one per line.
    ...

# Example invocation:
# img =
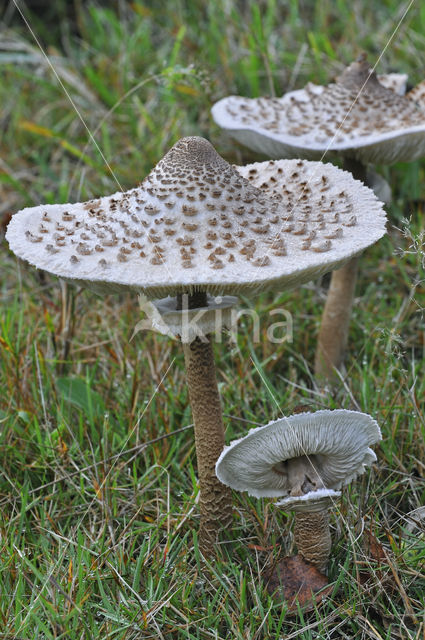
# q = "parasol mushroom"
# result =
<box><xmin>7</xmin><ymin>136</ymin><xmax>386</xmax><ymax>549</ymax></box>
<box><xmin>216</xmin><ymin>409</ymin><xmax>381</xmax><ymax>571</ymax></box>
<box><xmin>211</xmin><ymin>54</ymin><xmax>425</xmax><ymax>164</ymax></box>
<box><xmin>212</xmin><ymin>54</ymin><xmax>425</xmax><ymax>382</ymax></box>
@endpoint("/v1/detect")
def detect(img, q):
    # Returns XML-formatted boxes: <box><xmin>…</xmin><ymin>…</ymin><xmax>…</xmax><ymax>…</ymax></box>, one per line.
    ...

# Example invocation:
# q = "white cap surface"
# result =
<box><xmin>7</xmin><ymin>137</ymin><xmax>386</xmax><ymax>299</ymax></box>
<box><xmin>215</xmin><ymin>409</ymin><xmax>381</xmax><ymax>499</ymax></box>
<box><xmin>212</xmin><ymin>56</ymin><xmax>425</xmax><ymax>164</ymax></box>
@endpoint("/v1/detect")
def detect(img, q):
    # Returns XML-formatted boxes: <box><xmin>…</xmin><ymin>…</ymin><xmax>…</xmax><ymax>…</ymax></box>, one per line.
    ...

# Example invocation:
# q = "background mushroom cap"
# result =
<box><xmin>7</xmin><ymin>137</ymin><xmax>386</xmax><ymax>299</ymax></box>
<box><xmin>212</xmin><ymin>57</ymin><xmax>425</xmax><ymax>164</ymax></box>
<box><xmin>215</xmin><ymin>409</ymin><xmax>381</xmax><ymax>498</ymax></box>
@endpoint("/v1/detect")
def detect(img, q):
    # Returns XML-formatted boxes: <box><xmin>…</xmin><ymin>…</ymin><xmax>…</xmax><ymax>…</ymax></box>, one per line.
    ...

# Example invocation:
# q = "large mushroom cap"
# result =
<box><xmin>215</xmin><ymin>409</ymin><xmax>381</xmax><ymax>499</ymax></box>
<box><xmin>7</xmin><ymin>136</ymin><xmax>386</xmax><ymax>299</ymax></box>
<box><xmin>212</xmin><ymin>55</ymin><xmax>425</xmax><ymax>164</ymax></box>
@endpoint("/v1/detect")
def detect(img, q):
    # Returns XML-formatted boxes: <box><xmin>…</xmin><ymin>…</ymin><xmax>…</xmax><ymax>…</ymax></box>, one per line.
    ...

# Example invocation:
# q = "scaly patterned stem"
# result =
<box><xmin>183</xmin><ymin>336</ymin><xmax>233</xmax><ymax>550</ymax></box>
<box><xmin>178</xmin><ymin>291</ymin><xmax>232</xmax><ymax>552</ymax></box>
<box><xmin>293</xmin><ymin>509</ymin><xmax>331</xmax><ymax>573</ymax></box>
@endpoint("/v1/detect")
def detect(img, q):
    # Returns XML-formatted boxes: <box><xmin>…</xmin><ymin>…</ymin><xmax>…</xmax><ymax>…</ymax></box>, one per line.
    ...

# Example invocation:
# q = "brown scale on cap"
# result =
<box><xmin>25</xmin><ymin>231</ymin><xmax>43</xmax><ymax>242</ymax></box>
<box><xmin>76</xmin><ymin>243</ymin><xmax>93</xmax><ymax>256</ymax></box>
<box><xmin>182</xmin><ymin>222</ymin><xmax>198</xmax><ymax>232</ymax></box>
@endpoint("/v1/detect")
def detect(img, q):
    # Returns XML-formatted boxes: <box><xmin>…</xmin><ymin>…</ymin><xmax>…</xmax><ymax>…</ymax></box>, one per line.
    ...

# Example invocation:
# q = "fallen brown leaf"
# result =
<box><xmin>264</xmin><ymin>554</ymin><xmax>333</xmax><ymax>613</ymax></box>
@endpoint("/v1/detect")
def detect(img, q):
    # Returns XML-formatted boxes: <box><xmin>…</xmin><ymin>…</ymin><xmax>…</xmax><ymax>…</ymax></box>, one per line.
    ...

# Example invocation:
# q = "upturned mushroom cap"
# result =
<box><xmin>7</xmin><ymin>136</ymin><xmax>386</xmax><ymax>299</ymax></box>
<box><xmin>212</xmin><ymin>55</ymin><xmax>425</xmax><ymax>164</ymax></box>
<box><xmin>215</xmin><ymin>409</ymin><xmax>381</xmax><ymax>499</ymax></box>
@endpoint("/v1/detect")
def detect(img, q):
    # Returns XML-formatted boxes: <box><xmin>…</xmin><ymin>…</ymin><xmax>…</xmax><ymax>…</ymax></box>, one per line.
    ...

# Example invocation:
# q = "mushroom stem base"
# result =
<box><xmin>182</xmin><ymin>335</ymin><xmax>233</xmax><ymax>552</ymax></box>
<box><xmin>294</xmin><ymin>509</ymin><xmax>331</xmax><ymax>573</ymax></box>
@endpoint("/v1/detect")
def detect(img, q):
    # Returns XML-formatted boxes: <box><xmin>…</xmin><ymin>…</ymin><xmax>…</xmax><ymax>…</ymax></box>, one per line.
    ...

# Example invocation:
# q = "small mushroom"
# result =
<box><xmin>216</xmin><ymin>409</ymin><xmax>381</xmax><ymax>571</ymax></box>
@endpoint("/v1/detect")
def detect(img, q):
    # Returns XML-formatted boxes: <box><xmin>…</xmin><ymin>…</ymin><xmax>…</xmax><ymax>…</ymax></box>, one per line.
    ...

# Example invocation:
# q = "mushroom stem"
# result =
<box><xmin>176</xmin><ymin>291</ymin><xmax>208</xmax><ymax>311</ymax></box>
<box><xmin>293</xmin><ymin>508</ymin><xmax>331</xmax><ymax>573</ymax></box>
<box><xmin>314</xmin><ymin>158</ymin><xmax>369</xmax><ymax>384</ymax></box>
<box><xmin>180</xmin><ymin>290</ymin><xmax>233</xmax><ymax>550</ymax></box>
<box><xmin>314</xmin><ymin>255</ymin><xmax>360</xmax><ymax>380</ymax></box>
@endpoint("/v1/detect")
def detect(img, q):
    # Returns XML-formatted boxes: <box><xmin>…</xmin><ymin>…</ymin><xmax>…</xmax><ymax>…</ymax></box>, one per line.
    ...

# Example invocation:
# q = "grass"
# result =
<box><xmin>0</xmin><ymin>0</ymin><xmax>425</xmax><ymax>637</ymax></box>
